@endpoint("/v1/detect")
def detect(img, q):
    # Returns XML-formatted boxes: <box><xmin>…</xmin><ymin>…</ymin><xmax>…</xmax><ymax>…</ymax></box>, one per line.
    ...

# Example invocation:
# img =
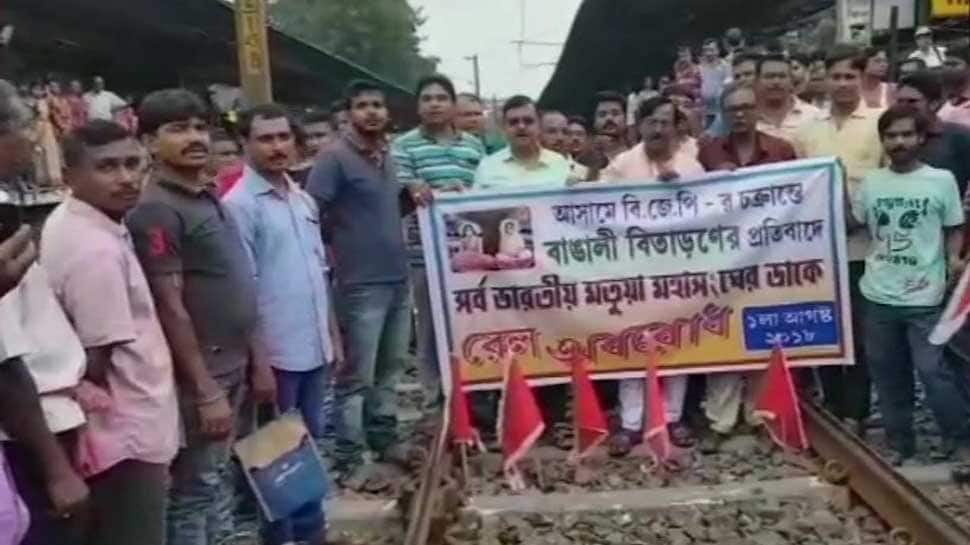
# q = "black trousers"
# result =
<box><xmin>818</xmin><ymin>261</ymin><xmax>872</xmax><ymax>420</ymax></box>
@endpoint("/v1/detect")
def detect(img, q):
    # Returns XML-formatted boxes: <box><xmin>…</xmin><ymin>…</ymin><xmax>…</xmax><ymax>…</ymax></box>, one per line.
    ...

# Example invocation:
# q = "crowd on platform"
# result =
<box><xmin>1</xmin><ymin>20</ymin><xmax>970</xmax><ymax>545</ymax></box>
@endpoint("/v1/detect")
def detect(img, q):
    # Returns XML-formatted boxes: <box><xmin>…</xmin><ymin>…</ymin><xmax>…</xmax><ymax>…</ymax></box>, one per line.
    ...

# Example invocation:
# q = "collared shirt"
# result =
<box><xmin>84</xmin><ymin>90</ymin><xmax>125</xmax><ymax>121</ymax></box>
<box><xmin>908</xmin><ymin>46</ymin><xmax>947</xmax><ymax>68</ymax></box>
<box><xmin>473</xmin><ymin>147</ymin><xmax>570</xmax><ymax>189</ymax></box>
<box><xmin>793</xmin><ymin>103</ymin><xmax>884</xmax><ymax>260</ymax></box>
<box><xmin>306</xmin><ymin>135</ymin><xmax>409</xmax><ymax>285</ymax></box>
<box><xmin>127</xmin><ymin>173</ymin><xmax>258</xmax><ymax>377</ymax></box>
<box><xmin>392</xmin><ymin>127</ymin><xmax>486</xmax><ymax>267</ymax></box>
<box><xmin>0</xmin><ymin>265</ymin><xmax>85</xmax><ymax>437</ymax></box>
<box><xmin>223</xmin><ymin>167</ymin><xmax>334</xmax><ymax>371</ymax></box>
<box><xmin>921</xmin><ymin>120</ymin><xmax>970</xmax><ymax>197</ymax></box>
<box><xmin>757</xmin><ymin>99</ymin><xmax>823</xmax><ymax>144</ymax></box>
<box><xmin>41</xmin><ymin>198</ymin><xmax>179</xmax><ymax>474</ymax></box>
<box><xmin>601</xmin><ymin>142</ymin><xmax>706</xmax><ymax>182</ymax></box>
<box><xmin>698</xmin><ymin>131</ymin><xmax>797</xmax><ymax>171</ymax></box>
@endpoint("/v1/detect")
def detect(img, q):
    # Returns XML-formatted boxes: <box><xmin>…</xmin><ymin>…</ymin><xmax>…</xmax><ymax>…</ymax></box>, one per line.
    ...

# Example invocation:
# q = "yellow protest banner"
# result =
<box><xmin>932</xmin><ymin>0</ymin><xmax>969</xmax><ymax>18</ymax></box>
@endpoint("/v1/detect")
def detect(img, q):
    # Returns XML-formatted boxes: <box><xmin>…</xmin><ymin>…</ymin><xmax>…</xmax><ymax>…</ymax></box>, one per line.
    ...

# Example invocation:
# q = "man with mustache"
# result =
<box><xmin>847</xmin><ymin>105</ymin><xmax>970</xmax><ymax>466</ymax></box>
<box><xmin>41</xmin><ymin>120</ymin><xmax>178</xmax><ymax>545</ymax></box>
<box><xmin>586</xmin><ymin>91</ymin><xmax>630</xmax><ymax>179</ymax></box>
<box><xmin>223</xmin><ymin>104</ymin><xmax>337</xmax><ymax>545</ymax></box>
<box><xmin>307</xmin><ymin>80</ymin><xmax>416</xmax><ymax>490</ymax></box>
<box><xmin>601</xmin><ymin>96</ymin><xmax>706</xmax><ymax>455</ymax></box>
<box><xmin>793</xmin><ymin>46</ymin><xmax>883</xmax><ymax>436</ymax></box>
<box><xmin>127</xmin><ymin>89</ymin><xmax>264</xmax><ymax>544</ymax></box>
<box><xmin>474</xmin><ymin>95</ymin><xmax>570</xmax><ymax>189</ymax></box>
<box><xmin>540</xmin><ymin>109</ymin><xmax>587</xmax><ymax>182</ymax></box>
<box><xmin>756</xmin><ymin>53</ymin><xmax>822</xmax><ymax>145</ymax></box>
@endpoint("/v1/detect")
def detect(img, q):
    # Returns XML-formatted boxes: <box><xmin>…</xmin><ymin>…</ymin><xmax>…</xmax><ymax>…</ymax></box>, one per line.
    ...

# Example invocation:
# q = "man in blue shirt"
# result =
<box><xmin>223</xmin><ymin>104</ymin><xmax>340</xmax><ymax>545</ymax></box>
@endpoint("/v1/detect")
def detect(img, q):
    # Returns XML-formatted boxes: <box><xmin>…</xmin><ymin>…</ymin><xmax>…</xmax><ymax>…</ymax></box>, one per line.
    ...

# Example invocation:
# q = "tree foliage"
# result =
<box><xmin>270</xmin><ymin>0</ymin><xmax>438</xmax><ymax>87</ymax></box>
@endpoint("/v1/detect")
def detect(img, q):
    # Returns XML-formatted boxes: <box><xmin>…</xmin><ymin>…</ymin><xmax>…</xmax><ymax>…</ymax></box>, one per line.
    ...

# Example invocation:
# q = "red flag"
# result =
<box><xmin>571</xmin><ymin>357</ymin><xmax>608</xmax><ymax>460</ymax></box>
<box><xmin>930</xmin><ymin>265</ymin><xmax>970</xmax><ymax>345</ymax></box>
<box><xmin>498</xmin><ymin>359</ymin><xmax>546</xmax><ymax>477</ymax></box>
<box><xmin>449</xmin><ymin>356</ymin><xmax>479</xmax><ymax>447</ymax></box>
<box><xmin>642</xmin><ymin>351</ymin><xmax>672</xmax><ymax>462</ymax></box>
<box><xmin>753</xmin><ymin>345</ymin><xmax>808</xmax><ymax>451</ymax></box>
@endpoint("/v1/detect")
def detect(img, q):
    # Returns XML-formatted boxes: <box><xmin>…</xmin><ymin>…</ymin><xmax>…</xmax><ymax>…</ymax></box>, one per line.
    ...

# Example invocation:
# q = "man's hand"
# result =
<box><xmin>408</xmin><ymin>183</ymin><xmax>435</xmax><ymax>208</ymax></box>
<box><xmin>0</xmin><ymin>226</ymin><xmax>35</xmax><ymax>298</ymax></box>
<box><xmin>46</xmin><ymin>468</ymin><xmax>89</xmax><ymax>518</ymax></box>
<box><xmin>197</xmin><ymin>394</ymin><xmax>233</xmax><ymax>440</ymax></box>
<box><xmin>949</xmin><ymin>257</ymin><xmax>967</xmax><ymax>284</ymax></box>
<box><xmin>250</xmin><ymin>362</ymin><xmax>277</xmax><ymax>406</ymax></box>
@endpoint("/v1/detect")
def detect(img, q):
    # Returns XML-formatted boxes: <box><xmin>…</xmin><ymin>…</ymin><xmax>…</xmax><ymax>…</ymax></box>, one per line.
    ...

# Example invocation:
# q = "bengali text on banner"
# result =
<box><xmin>419</xmin><ymin>158</ymin><xmax>855</xmax><ymax>389</ymax></box>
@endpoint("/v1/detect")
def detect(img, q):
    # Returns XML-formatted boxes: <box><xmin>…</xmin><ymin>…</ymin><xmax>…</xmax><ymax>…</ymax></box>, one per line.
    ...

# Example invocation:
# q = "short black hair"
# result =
<box><xmin>789</xmin><ymin>52</ymin><xmax>812</xmax><ymax>66</ymax></box>
<box><xmin>63</xmin><ymin>120</ymin><xmax>133</xmax><ymax>168</ymax></box>
<box><xmin>877</xmin><ymin>104</ymin><xmax>929</xmax><ymax>137</ymax></box>
<box><xmin>721</xmin><ymin>81</ymin><xmax>755</xmax><ymax>105</ymax></box>
<box><xmin>210</xmin><ymin>128</ymin><xmax>236</xmax><ymax>144</ymax></box>
<box><xmin>501</xmin><ymin>95</ymin><xmax>535</xmax><ymax>117</ymax></box>
<box><xmin>343</xmin><ymin>79</ymin><xmax>384</xmax><ymax>103</ymax></box>
<box><xmin>137</xmin><ymin>88</ymin><xmax>208</xmax><ymax>137</ymax></box>
<box><xmin>824</xmin><ymin>44</ymin><xmax>866</xmax><ymax>72</ymax></box>
<box><xmin>757</xmin><ymin>53</ymin><xmax>791</xmax><ymax>76</ymax></box>
<box><xmin>592</xmin><ymin>90</ymin><xmax>626</xmax><ymax>115</ymax></box>
<box><xmin>732</xmin><ymin>52</ymin><xmax>760</xmax><ymax>68</ymax></box>
<box><xmin>457</xmin><ymin>92</ymin><xmax>481</xmax><ymax>103</ymax></box>
<box><xmin>540</xmin><ymin>109</ymin><xmax>566</xmax><ymax>121</ymax></box>
<box><xmin>302</xmin><ymin>108</ymin><xmax>333</xmax><ymax>127</ymax></box>
<box><xmin>635</xmin><ymin>96</ymin><xmax>674</xmax><ymax>125</ymax></box>
<box><xmin>702</xmin><ymin>37</ymin><xmax>719</xmax><ymax>48</ymax></box>
<box><xmin>863</xmin><ymin>46</ymin><xmax>885</xmax><ymax>61</ymax></box>
<box><xmin>898</xmin><ymin>70</ymin><xmax>945</xmax><ymax>104</ymax></box>
<box><xmin>567</xmin><ymin>115</ymin><xmax>588</xmax><ymax>129</ymax></box>
<box><xmin>237</xmin><ymin>103</ymin><xmax>291</xmax><ymax>139</ymax></box>
<box><xmin>415</xmin><ymin>74</ymin><xmax>456</xmax><ymax>102</ymax></box>
<box><xmin>329</xmin><ymin>98</ymin><xmax>349</xmax><ymax>114</ymax></box>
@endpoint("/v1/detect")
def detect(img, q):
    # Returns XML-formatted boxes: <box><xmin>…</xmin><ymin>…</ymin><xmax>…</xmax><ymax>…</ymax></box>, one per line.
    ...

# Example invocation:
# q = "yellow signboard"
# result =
<box><xmin>933</xmin><ymin>0</ymin><xmax>969</xmax><ymax>18</ymax></box>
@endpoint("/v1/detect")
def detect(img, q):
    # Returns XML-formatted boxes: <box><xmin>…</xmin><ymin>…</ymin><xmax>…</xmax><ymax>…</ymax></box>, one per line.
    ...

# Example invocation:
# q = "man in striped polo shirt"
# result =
<box><xmin>392</xmin><ymin>74</ymin><xmax>486</xmax><ymax>410</ymax></box>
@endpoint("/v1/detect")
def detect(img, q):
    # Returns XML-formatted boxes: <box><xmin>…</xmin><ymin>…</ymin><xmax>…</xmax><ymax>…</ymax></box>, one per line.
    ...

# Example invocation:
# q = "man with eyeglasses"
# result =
<box><xmin>474</xmin><ymin>95</ymin><xmax>569</xmax><ymax>189</ymax></box>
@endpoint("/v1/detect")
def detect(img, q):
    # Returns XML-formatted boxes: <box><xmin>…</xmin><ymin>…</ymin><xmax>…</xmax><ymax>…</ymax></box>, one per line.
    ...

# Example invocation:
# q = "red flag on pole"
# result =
<box><xmin>449</xmin><ymin>355</ymin><xmax>480</xmax><ymax>448</ymax></box>
<box><xmin>570</xmin><ymin>357</ymin><xmax>608</xmax><ymax>461</ymax></box>
<box><xmin>498</xmin><ymin>358</ymin><xmax>545</xmax><ymax>489</ymax></box>
<box><xmin>930</xmin><ymin>265</ymin><xmax>970</xmax><ymax>345</ymax></box>
<box><xmin>642</xmin><ymin>351</ymin><xmax>672</xmax><ymax>462</ymax></box>
<box><xmin>753</xmin><ymin>345</ymin><xmax>808</xmax><ymax>451</ymax></box>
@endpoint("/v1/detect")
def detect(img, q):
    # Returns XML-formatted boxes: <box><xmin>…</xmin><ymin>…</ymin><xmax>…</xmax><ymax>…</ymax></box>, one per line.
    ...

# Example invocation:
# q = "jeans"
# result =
<box><xmin>168</xmin><ymin>369</ymin><xmax>246</xmax><ymax>545</ymax></box>
<box><xmin>864</xmin><ymin>301</ymin><xmax>970</xmax><ymax>456</ymax></box>
<box><xmin>334</xmin><ymin>281</ymin><xmax>412</xmax><ymax>471</ymax></box>
<box><xmin>819</xmin><ymin>261</ymin><xmax>872</xmax><ymax>420</ymax></box>
<box><xmin>411</xmin><ymin>267</ymin><xmax>442</xmax><ymax>409</ymax></box>
<box><xmin>264</xmin><ymin>366</ymin><xmax>329</xmax><ymax>545</ymax></box>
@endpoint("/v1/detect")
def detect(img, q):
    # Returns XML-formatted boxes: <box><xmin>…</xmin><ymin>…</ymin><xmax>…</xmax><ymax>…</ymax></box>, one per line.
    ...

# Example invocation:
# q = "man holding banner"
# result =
<box><xmin>601</xmin><ymin>95</ymin><xmax>706</xmax><ymax>454</ymax></box>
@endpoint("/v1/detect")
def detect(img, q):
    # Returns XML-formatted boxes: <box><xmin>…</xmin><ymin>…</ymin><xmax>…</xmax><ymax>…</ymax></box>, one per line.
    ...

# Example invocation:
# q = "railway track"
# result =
<box><xmin>395</xmin><ymin>398</ymin><xmax>970</xmax><ymax>545</ymax></box>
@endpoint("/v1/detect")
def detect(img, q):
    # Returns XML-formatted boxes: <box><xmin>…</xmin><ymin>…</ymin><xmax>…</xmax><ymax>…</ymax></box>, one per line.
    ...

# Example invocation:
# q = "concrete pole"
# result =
<box><xmin>234</xmin><ymin>0</ymin><xmax>273</xmax><ymax>105</ymax></box>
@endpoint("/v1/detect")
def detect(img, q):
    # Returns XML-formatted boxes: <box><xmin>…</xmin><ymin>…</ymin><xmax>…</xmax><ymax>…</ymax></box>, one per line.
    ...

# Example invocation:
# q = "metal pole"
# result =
<box><xmin>888</xmin><ymin>6</ymin><xmax>900</xmax><ymax>83</ymax></box>
<box><xmin>234</xmin><ymin>0</ymin><xmax>273</xmax><ymax>105</ymax></box>
<box><xmin>868</xmin><ymin>0</ymin><xmax>876</xmax><ymax>45</ymax></box>
<box><xmin>466</xmin><ymin>54</ymin><xmax>481</xmax><ymax>97</ymax></box>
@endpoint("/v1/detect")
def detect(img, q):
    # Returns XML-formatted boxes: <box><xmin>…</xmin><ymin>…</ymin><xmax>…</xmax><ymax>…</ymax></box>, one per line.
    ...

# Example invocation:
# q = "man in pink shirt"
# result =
<box><xmin>40</xmin><ymin>120</ymin><xmax>179</xmax><ymax>545</ymax></box>
<box><xmin>601</xmin><ymin>96</ymin><xmax>705</xmax><ymax>456</ymax></box>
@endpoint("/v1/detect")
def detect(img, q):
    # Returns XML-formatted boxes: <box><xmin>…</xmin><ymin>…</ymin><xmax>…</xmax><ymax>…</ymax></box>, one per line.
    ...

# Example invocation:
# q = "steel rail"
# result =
<box><xmin>802</xmin><ymin>400</ymin><xmax>970</xmax><ymax>545</ymax></box>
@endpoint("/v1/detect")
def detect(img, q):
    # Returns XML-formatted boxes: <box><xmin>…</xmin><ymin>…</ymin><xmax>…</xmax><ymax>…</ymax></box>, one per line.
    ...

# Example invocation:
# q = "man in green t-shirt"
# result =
<box><xmin>848</xmin><ymin>105</ymin><xmax>970</xmax><ymax>466</ymax></box>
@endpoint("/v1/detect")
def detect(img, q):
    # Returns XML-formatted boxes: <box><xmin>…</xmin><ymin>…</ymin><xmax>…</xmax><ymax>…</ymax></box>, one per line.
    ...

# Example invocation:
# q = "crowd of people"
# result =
<box><xmin>1</xmin><ymin>20</ymin><xmax>970</xmax><ymax>545</ymax></box>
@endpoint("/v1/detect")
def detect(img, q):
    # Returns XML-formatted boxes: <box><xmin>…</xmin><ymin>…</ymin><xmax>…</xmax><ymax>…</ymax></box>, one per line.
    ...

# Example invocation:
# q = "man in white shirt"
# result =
<box><xmin>84</xmin><ymin>76</ymin><xmax>126</xmax><ymax>121</ymax></box>
<box><xmin>908</xmin><ymin>26</ymin><xmax>947</xmax><ymax>69</ymax></box>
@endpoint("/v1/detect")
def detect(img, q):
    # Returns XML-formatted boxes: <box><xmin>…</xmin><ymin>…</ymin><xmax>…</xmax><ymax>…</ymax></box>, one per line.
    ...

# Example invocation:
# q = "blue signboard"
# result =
<box><xmin>742</xmin><ymin>302</ymin><xmax>840</xmax><ymax>351</ymax></box>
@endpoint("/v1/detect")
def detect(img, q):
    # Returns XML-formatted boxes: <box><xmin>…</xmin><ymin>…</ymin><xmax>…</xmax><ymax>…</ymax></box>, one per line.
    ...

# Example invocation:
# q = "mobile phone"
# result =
<box><xmin>0</xmin><ymin>189</ymin><xmax>24</xmax><ymax>242</ymax></box>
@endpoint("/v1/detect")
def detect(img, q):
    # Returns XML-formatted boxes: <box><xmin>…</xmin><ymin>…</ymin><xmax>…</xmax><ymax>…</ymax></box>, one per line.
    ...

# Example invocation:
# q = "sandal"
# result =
<box><xmin>608</xmin><ymin>430</ymin><xmax>641</xmax><ymax>458</ymax></box>
<box><xmin>668</xmin><ymin>422</ymin><xmax>696</xmax><ymax>449</ymax></box>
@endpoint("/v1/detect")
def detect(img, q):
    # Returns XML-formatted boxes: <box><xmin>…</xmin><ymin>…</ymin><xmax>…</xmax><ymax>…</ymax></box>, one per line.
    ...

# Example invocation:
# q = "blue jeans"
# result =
<box><xmin>864</xmin><ymin>301</ymin><xmax>970</xmax><ymax>456</ymax></box>
<box><xmin>263</xmin><ymin>366</ymin><xmax>329</xmax><ymax>545</ymax></box>
<box><xmin>168</xmin><ymin>369</ymin><xmax>246</xmax><ymax>545</ymax></box>
<box><xmin>334</xmin><ymin>281</ymin><xmax>412</xmax><ymax>471</ymax></box>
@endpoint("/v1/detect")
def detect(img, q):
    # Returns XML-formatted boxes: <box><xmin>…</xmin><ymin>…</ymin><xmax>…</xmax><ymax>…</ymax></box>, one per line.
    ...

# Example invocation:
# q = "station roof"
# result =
<box><xmin>539</xmin><ymin>0</ymin><xmax>834</xmax><ymax>115</ymax></box>
<box><xmin>0</xmin><ymin>0</ymin><xmax>414</xmax><ymax>117</ymax></box>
